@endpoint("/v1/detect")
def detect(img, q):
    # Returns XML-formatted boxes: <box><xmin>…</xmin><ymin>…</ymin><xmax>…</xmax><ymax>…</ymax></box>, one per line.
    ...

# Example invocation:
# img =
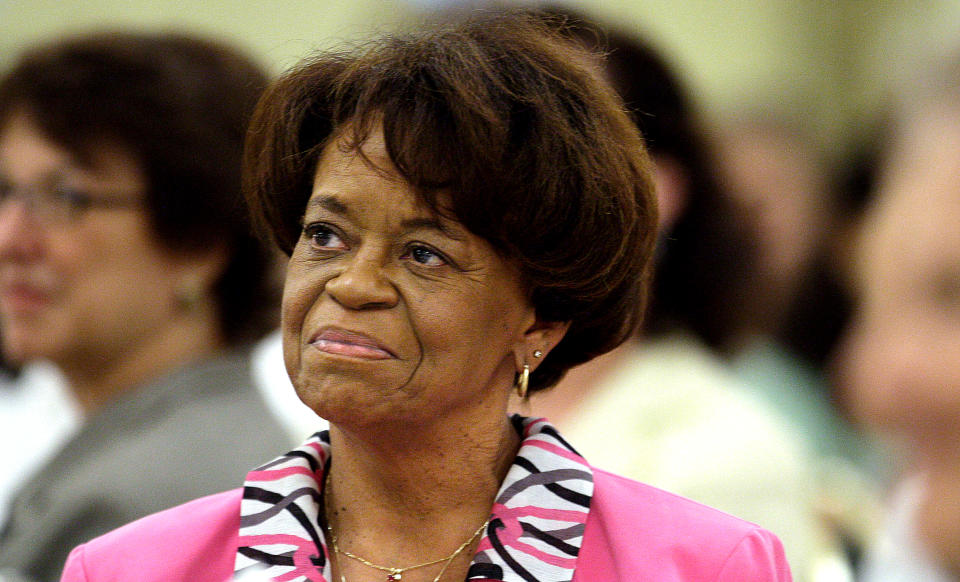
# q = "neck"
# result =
<box><xmin>325</xmin><ymin>410</ymin><xmax>519</xmax><ymax>581</ymax></box>
<box><xmin>62</xmin><ymin>310</ymin><xmax>225</xmax><ymax>414</ymax></box>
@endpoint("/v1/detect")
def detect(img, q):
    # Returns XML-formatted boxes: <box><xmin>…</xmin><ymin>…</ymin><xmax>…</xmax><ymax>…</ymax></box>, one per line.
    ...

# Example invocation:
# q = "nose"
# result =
<box><xmin>0</xmin><ymin>201</ymin><xmax>45</xmax><ymax>263</ymax></box>
<box><xmin>325</xmin><ymin>250</ymin><xmax>399</xmax><ymax>310</ymax></box>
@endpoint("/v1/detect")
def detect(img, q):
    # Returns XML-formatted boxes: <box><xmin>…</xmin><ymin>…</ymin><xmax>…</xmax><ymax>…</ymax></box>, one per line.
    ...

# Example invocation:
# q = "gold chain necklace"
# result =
<box><xmin>324</xmin><ymin>471</ymin><xmax>490</xmax><ymax>582</ymax></box>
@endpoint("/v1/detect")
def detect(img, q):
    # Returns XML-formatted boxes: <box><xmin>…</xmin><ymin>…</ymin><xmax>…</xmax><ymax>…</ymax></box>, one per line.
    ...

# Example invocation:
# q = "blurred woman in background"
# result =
<box><xmin>0</xmin><ymin>31</ymin><xmax>295</xmax><ymax>582</ymax></box>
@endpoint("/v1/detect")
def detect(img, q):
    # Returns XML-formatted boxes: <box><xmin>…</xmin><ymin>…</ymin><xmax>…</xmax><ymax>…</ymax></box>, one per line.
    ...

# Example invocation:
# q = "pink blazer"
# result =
<box><xmin>60</xmin><ymin>467</ymin><xmax>790</xmax><ymax>581</ymax></box>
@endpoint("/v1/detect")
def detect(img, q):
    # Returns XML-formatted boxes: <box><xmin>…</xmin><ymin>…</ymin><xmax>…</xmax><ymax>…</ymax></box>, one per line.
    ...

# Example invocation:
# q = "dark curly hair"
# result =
<box><xmin>243</xmin><ymin>11</ymin><xmax>658</xmax><ymax>393</ymax></box>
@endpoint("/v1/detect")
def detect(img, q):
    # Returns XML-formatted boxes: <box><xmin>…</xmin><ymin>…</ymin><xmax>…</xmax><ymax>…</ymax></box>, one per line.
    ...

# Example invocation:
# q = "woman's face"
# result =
<box><xmin>0</xmin><ymin>112</ymin><xmax>200</xmax><ymax>370</ymax></box>
<box><xmin>839</xmin><ymin>105</ymin><xmax>960</xmax><ymax>450</ymax></box>
<box><xmin>838</xmin><ymin>102</ymin><xmax>960</xmax><ymax>574</ymax></box>
<box><xmin>283</xmin><ymin>129</ymin><xmax>554</xmax><ymax>429</ymax></box>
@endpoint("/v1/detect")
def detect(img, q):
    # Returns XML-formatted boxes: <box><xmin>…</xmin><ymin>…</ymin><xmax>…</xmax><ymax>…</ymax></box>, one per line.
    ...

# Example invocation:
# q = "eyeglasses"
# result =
<box><xmin>0</xmin><ymin>176</ymin><xmax>142</xmax><ymax>223</ymax></box>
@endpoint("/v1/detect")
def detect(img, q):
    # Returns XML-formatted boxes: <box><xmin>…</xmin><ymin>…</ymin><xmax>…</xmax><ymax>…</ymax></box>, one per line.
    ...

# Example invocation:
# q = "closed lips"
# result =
<box><xmin>0</xmin><ymin>275</ymin><xmax>54</xmax><ymax>312</ymax></box>
<box><xmin>309</xmin><ymin>328</ymin><xmax>395</xmax><ymax>359</ymax></box>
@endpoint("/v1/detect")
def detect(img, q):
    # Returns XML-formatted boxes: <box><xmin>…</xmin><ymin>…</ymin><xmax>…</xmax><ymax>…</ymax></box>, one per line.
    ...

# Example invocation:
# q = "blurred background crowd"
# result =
<box><xmin>2</xmin><ymin>0</ymin><xmax>960</xmax><ymax>581</ymax></box>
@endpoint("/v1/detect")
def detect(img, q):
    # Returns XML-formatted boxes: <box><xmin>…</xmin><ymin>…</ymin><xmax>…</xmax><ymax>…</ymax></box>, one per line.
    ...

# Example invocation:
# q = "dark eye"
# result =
<box><xmin>0</xmin><ymin>178</ymin><xmax>13</xmax><ymax>202</ymax></box>
<box><xmin>303</xmin><ymin>223</ymin><xmax>346</xmax><ymax>250</ymax></box>
<box><xmin>51</xmin><ymin>184</ymin><xmax>94</xmax><ymax>213</ymax></box>
<box><xmin>407</xmin><ymin>245</ymin><xmax>447</xmax><ymax>267</ymax></box>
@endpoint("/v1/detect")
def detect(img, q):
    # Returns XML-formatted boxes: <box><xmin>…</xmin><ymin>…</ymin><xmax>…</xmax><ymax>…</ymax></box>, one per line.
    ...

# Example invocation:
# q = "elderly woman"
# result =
<box><xmin>59</xmin><ymin>13</ymin><xmax>790</xmax><ymax>582</ymax></box>
<box><xmin>0</xmin><ymin>32</ymin><xmax>295</xmax><ymax>582</ymax></box>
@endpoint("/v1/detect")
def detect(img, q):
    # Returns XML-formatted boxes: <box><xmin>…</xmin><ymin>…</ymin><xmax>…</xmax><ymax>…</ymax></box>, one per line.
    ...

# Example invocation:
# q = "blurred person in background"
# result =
<box><xmin>837</xmin><ymin>47</ymin><xmax>960</xmax><ymax>582</ymax></box>
<box><xmin>713</xmin><ymin>115</ymin><xmax>832</xmax><ymax>359</ymax></box>
<box><xmin>0</xmin><ymin>31</ymin><xmax>301</xmax><ymax>582</ymax></box>
<box><xmin>712</xmin><ymin>114</ymin><xmax>886</xmax><ymax>565</ymax></box>
<box><xmin>714</xmin><ymin>114</ymin><xmax>875</xmax><ymax>467</ymax></box>
<box><xmin>517</xmin><ymin>6</ymin><xmax>841</xmax><ymax>581</ymax></box>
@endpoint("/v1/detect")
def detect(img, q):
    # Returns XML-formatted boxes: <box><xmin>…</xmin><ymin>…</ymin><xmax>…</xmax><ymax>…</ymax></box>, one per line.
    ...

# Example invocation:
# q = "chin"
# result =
<box><xmin>291</xmin><ymin>376</ymin><xmax>361</xmax><ymax>421</ymax></box>
<box><xmin>292</xmin><ymin>388</ymin><xmax>328</xmax><ymax>419</ymax></box>
<box><xmin>1</xmin><ymin>338</ymin><xmax>44</xmax><ymax>366</ymax></box>
<box><xmin>0</xmin><ymin>321</ymin><xmax>66</xmax><ymax>367</ymax></box>
<box><xmin>294</xmin><ymin>378</ymin><xmax>416</xmax><ymax>432</ymax></box>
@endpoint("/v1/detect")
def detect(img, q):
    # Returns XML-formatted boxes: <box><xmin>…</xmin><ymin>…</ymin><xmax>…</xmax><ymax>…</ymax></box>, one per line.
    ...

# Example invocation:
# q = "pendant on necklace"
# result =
<box><xmin>386</xmin><ymin>574</ymin><xmax>401</xmax><ymax>582</ymax></box>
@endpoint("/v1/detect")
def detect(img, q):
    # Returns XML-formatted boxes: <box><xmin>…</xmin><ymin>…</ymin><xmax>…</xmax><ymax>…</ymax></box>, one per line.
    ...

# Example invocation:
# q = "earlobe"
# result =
<box><xmin>513</xmin><ymin>318</ymin><xmax>570</xmax><ymax>374</ymax></box>
<box><xmin>171</xmin><ymin>243</ymin><xmax>229</xmax><ymax>312</ymax></box>
<box><xmin>651</xmin><ymin>154</ymin><xmax>689</xmax><ymax>234</ymax></box>
<box><xmin>181</xmin><ymin>244</ymin><xmax>229</xmax><ymax>287</ymax></box>
<box><xmin>174</xmin><ymin>275</ymin><xmax>205</xmax><ymax>312</ymax></box>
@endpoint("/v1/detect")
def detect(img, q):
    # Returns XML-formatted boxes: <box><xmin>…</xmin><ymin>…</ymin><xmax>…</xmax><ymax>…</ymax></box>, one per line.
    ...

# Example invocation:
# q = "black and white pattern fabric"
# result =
<box><xmin>235</xmin><ymin>415</ymin><xmax>594</xmax><ymax>582</ymax></box>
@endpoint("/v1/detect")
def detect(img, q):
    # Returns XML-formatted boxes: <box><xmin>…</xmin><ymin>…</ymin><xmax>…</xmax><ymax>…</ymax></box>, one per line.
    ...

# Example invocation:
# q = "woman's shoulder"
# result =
<box><xmin>61</xmin><ymin>488</ymin><xmax>242</xmax><ymax>582</ymax></box>
<box><xmin>580</xmin><ymin>468</ymin><xmax>792</xmax><ymax>581</ymax></box>
<box><xmin>589</xmin><ymin>467</ymin><xmax>768</xmax><ymax>536</ymax></box>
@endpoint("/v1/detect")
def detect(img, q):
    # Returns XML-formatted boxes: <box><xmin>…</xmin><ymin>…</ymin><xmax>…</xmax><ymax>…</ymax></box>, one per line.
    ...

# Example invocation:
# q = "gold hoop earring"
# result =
<box><xmin>516</xmin><ymin>364</ymin><xmax>530</xmax><ymax>399</ymax></box>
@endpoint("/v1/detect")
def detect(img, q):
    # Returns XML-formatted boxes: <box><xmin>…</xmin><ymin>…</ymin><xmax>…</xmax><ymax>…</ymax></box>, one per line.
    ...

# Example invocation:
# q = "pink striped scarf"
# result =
<box><xmin>234</xmin><ymin>415</ymin><xmax>594</xmax><ymax>582</ymax></box>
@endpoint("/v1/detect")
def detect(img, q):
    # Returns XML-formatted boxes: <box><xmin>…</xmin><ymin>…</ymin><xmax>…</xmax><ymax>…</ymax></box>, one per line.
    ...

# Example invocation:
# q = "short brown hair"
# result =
<box><xmin>244</xmin><ymin>11</ymin><xmax>657</xmax><ymax>392</ymax></box>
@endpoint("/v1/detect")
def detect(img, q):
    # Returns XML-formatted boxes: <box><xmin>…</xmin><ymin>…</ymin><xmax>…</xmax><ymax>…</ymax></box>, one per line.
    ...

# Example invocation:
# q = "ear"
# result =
<box><xmin>651</xmin><ymin>154</ymin><xmax>689</xmax><ymax>235</ymax></box>
<box><xmin>513</xmin><ymin>315</ymin><xmax>571</xmax><ymax>374</ymax></box>
<box><xmin>170</xmin><ymin>242</ymin><xmax>230</xmax><ymax>299</ymax></box>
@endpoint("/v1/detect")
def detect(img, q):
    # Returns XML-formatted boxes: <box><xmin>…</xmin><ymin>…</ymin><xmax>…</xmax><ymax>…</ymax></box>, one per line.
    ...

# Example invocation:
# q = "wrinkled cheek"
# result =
<box><xmin>280</xmin><ymin>275</ymin><xmax>314</xmax><ymax>386</ymax></box>
<box><xmin>280</xmin><ymin>328</ymin><xmax>302</xmax><ymax>391</ymax></box>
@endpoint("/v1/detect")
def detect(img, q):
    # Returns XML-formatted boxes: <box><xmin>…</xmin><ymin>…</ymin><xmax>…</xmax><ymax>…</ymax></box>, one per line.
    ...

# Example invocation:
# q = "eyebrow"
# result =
<box><xmin>400</xmin><ymin>217</ymin><xmax>467</xmax><ymax>241</ymax></box>
<box><xmin>307</xmin><ymin>194</ymin><xmax>467</xmax><ymax>241</ymax></box>
<box><xmin>308</xmin><ymin>194</ymin><xmax>348</xmax><ymax>216</ymax></box>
